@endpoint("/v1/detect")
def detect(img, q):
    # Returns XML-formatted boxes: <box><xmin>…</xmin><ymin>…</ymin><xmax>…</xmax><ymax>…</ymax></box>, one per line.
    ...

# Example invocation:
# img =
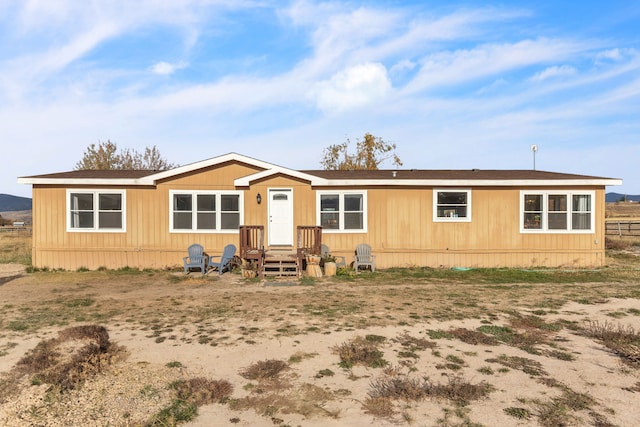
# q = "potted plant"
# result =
<box><xmin>321</xmin><ymin>253</ymin><xmax>337</xmax><ymax>276</ymax></box>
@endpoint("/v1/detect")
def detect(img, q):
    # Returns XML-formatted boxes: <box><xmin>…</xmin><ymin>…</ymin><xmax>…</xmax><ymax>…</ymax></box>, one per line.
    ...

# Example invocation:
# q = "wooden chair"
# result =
<box><xmin>183</xmin><ymin>243</ymin><xmax>207</xmax><ymax>275</ymax></box>
<box><xmin>208</xmin><ymin>244</ymin><xmax>237</xmax><ymax>275</ymax></box>
<box><xmin>321</xmin><ymin>243</ymin><xmax>346</xmax><ymax>268</ymax></box>
<box><xmin>239</xmin><ymin>226</ymin><xmax>264</xmax><ymax>278</ymax></box>
<box><xmin>354</xmin><ymin>243</ymin><xmax>376</xmax><ymax>273</ymax></box>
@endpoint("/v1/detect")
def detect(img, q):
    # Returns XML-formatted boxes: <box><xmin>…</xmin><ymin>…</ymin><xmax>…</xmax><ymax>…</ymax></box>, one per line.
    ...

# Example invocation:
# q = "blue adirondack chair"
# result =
<box><xmin>183</xmin><ymin>243</ymin><xmax>207</xmax><ymax>275</ymax></box>
<box><xmin>208</xmin><ymin>244</ymin><xmax>237</xmax><ymax>275</ymax></box>
<box><xmin>354</xmin><ymin>243</ymin><xmax>376</xmax><ymax>273</ymax></box>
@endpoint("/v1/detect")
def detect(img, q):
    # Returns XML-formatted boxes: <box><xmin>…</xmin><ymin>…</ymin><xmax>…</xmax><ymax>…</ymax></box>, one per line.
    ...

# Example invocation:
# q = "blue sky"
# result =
<box><xmin>2</xmin><ymin>0</ymin><xmax>639</xmax><ymax>198</ymax></box>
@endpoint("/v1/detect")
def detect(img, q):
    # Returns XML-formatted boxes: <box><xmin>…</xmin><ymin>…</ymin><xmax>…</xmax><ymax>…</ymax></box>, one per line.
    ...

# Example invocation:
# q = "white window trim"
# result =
<box><xmin>169</xmin><ymin>190</ymin><xmax>244</xmax><ymax>233</ymax></box>
<box><xmin>520</xmin><ymin>190</ymin><xmax>595</xmax><ymax>234</ymax></box>
<box><xmin>316</xmin><ymin>190</ymin><xmax>368</xmax><ymax>233</ymax></box>
<box><xmin>66</xmin><ymin>189</ymin><xmax>127</xmax><ymax>233</ymax></box>
<box><xmin>433</xmin><ymin>189</ymin><xmax>472</xmax><ymax>222</ymax></box>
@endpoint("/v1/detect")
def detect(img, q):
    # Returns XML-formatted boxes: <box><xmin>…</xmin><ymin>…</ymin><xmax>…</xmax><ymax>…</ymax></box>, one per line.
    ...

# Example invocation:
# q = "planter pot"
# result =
<box><xmin>241</xmin><ymin>269</ymin><xmax>257</xmax><ymax>278</ymax></box>
<box><xmin>306</xmin><ymin>255</ymin><xmax>321</xmax><ymax>265</ymax></box>
<box><xmin>306</xmin><ymin>264</ymin><xmax>323</xmax><ymax>277</ymax></box>
<box><xmin>323</xmin><ymin>262</ymin><xmax>337</xmax><ymax>276</ymax></box>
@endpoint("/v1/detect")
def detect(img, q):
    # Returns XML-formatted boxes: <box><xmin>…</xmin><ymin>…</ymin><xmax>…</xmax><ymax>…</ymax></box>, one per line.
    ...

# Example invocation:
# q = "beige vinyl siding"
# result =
<box><xmin>320</xmin><ymin>186</ymin><xmax>605</xmax><ymax>269</ymax></box>
<box><xmin>29</xmin><ymin>162</ymin><xmax>607</xmax><ymax>270</ymax></box>
<box><xmin>31</xmin><ymin>163</ymin><xmax>261</xmax><ymax>270</ymax></box>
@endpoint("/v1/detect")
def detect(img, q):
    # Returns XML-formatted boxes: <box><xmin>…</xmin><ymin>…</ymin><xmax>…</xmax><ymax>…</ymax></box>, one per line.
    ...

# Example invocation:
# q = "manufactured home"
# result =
<box><xmin>18</xmin><ymin>152</ymin><xmax>621</xmax><ymax>273</ymax></box>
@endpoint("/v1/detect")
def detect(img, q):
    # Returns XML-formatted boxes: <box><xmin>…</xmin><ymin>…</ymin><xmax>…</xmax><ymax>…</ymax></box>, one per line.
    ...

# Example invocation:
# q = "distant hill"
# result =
<box><xmin>606</xmin><ymin>193</ymin><xmax>640</xmax><ymax>203</ymax></box>
<box><xmin>0</xmin><ymin>194</ymin><xmax>32</xmax><ymax>212</ymax></box>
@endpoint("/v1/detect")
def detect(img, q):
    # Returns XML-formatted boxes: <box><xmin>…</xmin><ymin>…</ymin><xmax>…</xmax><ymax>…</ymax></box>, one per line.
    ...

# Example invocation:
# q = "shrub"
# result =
<box><xmin>334</xmin><ymin>336</ymin><xmax>388</xmax><ymax>369</ymax></box>
<box><xmin>145</xmin><ymin>399</ymin><xmax>198</xmax><ymax>426</ymax></box>
<box><xmin>449</xmin><ymin>328</ymin><xmax>499</xmax><ymax>346</ymax></box>
<box><xmin>368</xmin><ymin>374</ymin><xmax>493</xmax><ymax>407</ymax></box>
<box><xmin>170</xmin><ymin>377</ymin><xmax>233</xmax><ymax>405</ymax></box>
<box><xmin>362</xmin><ymin>396</ymin><xmax>396</xmax><ymax>418</ymax></box>
<box><xmin>393</xmin><ymin>333</ymin><xmax>437</xmax><ymax>350</ymax></box>
<box><xmin>239</xmin><ymin>359</ymin><xmax>289</xmax><ymax>380</ymax></box>
<box><xmin>7</xmin><ymin>325</ymin><xmax>123</xmax><ymax>399</ymax></box>
<box><xmin>504</xmin><ymin>407</ymin><xmax>531</xmax><ymax>419</ymax></box>
<box><xmin>580</xmin><ymin>321</ymin><xmax>640</xmax><ymax>366</ymax></box>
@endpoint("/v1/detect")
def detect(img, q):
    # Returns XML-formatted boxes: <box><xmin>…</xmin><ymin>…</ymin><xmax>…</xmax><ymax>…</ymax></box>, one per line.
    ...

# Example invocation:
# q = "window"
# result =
<box><xmin>317</xmin><ymin>191</ymin><xmax>367</xmax><ymax>232</ymax></box>
<box><xmin>521</xmin><ymin>191</ymin><xmax>594</xmax><ymax>233</ymax></box>
<box><xmin>523</xmin><ymin>194</ymin><xmax>542</xmax><ymax>230</ymax></box>
<box><xmin>67</xmin><ymin>190</ymin><xmax>125</xmax><ymax>232</ymax></box>
<box><xmin>433</xmin><ymin>189</ymin><xmax>471</xmax><ymax>222</ymax></box>
<box><xmin>572</xmin><ymin>194</ymin><xmax>592</xmax><ymax>230</ymax></box>
<box><xmin>170</xmin><ymin>191</ymin><xmax>242</xmax><ymax>232</ymax></box>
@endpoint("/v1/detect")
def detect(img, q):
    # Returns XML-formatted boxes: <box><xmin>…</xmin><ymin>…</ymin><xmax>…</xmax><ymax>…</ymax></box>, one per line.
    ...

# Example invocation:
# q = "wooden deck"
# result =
<box><xmin>239</xmin><ymin>225</ymin><xmax>322</xmax><ymax>278</ymax></box>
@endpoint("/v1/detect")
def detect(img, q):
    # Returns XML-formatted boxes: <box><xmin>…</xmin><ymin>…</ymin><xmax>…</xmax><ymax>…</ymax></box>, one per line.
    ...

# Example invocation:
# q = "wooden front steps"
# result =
<box><xmin>263</xmin><ymin>249</ymin><xmax>299</xmax><ymax>278</ymax></box>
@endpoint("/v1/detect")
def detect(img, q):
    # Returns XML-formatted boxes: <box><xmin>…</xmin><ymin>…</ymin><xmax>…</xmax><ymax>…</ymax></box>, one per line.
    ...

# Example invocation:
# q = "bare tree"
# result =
<box><xmin>321</xmin><ymin>133</ymin><xmax>402</xmax><ymax>170</ymax></box>
<box><xmin>75</xmin><ymin>141</ymin><xmax>177</xmax><ymax>170</ymax></box>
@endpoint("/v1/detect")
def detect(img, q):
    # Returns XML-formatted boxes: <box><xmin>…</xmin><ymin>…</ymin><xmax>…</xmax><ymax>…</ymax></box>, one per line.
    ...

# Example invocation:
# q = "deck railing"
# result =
<box><xmin>296</xmin><ymin>225</ymin><xmax>322</xmax><ymax>269</ymax></box>
<box><xmin>239</xmin><ymin>225</ymin><xmax>265</xmax><ymax>278</ymax></box>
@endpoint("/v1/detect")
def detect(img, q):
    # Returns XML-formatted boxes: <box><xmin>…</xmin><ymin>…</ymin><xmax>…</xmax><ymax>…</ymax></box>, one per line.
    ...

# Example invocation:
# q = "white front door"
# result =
<box><xmin>268</xmin><ymin>188</ymin><xmax>293</xmax><ymax>246</ymax></box>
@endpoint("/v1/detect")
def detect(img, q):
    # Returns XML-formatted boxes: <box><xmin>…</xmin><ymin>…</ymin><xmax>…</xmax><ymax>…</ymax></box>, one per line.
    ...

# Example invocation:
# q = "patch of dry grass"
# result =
<box><xmin>606</xmin><ymin>202</ymin><xmax>640</xmax><ymax>218</ymax></box>
<box><xmin>230</xmin><ymin>382</ymin><xmax>339</xmax><ymax>420</ymax></box>
<box><xmin>580</xmin><ymin>320</ymin><xmax>640</xmax><ymax>367</ymax></box>
<box><xmin>147</xmin><ymin>378</ymin><xmax>234</xmax><ymax>426</ymax></box>
<box><xmin>171</xmin><ymin>377</ymin><xmax>233</xmax><ymax>405</ymax></box>
<box><xmin>0</xmin><ymin>324</ymin><xmax>124</xmax><ymax>403</ymax></box>
<box><xmin>393</xmin><ymin>333</ymin><xmax>437</xmax><ymax>350</ymax></box>
<box><xmin>334</xmin><ymin>336</ymin><xmax>388</xmax><ymax>369</ymax></box>
<box><xmin>485</xmin><ymin>354</ymin><xmax>547</xmax><ymax>377</ymax></box>
<box><xmin>0</xmin><ymin>232</ymin><xmax>31</xmax><ymax>265</ymax></box>
<box><xmin>239</xmin><ymin>359</ymin><xmax>289</xmax><ymax>381</ymax></box>
<box><xmin>513</xmin><ymin>381</ymin><xmax>610</xmax><ymax>427</ymax></box>
<box><xmin>448</xmin><ymin>328</ymin><xmax>500</xmax><ymax>345</ymax></box>
<box><xmin>362</xmin><ymin>396</ymin><xmax>396</xmax><ymax>418</ymax></box>
<box><xmin>368</xmin><ymin>374</ymin><xmax>494</xmax><ymax>407</ymax></box>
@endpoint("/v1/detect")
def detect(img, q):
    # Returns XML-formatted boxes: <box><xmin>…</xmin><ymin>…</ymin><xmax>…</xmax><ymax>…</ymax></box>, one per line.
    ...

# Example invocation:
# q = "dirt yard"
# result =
<box><xmin>1</xmin><ymin>262</ymin><xmax>640</xmax><ymax>427</ymax></box>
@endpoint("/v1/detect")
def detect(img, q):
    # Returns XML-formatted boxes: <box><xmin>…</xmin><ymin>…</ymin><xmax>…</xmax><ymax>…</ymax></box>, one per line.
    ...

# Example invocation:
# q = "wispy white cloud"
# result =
<box><xmin>530</xmin><ymin>65</ymin><xmax>576</xmax><ymax>81</ymax></box>
<box><xmin>150</xmin><ymin>61</ymin><xmax>188</xmax><ymax>76</ymax></box>
<box><xmin>390</xmin><ymin>59</ymin><xmax>416</xmax><ymax>75</ymax></box>
<box><xmin>596</xmin><ymin>48</ymin><xmax>631</xmax><ymax>61</ymax></box>
<box><xmin>286</xmin><ymin>2</ymin><xmax>532</xmax><ymax>80</ymax></box>
<box><xmin>404</xmin><ymin>38</ymin><xmax>584</xmax><ymax>94</ymax></box>
<box><xmin>0</xmin><ymin>1</ymin><xmax>257</xmax><ymax>99</ymax></box>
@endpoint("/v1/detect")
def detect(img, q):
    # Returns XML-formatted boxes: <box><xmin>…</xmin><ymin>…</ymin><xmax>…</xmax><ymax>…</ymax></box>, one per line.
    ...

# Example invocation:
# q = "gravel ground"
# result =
<box><xmin>1</xmin><ymin>360</ymin><xmax>185</xmax><ymax>426</ymax></box>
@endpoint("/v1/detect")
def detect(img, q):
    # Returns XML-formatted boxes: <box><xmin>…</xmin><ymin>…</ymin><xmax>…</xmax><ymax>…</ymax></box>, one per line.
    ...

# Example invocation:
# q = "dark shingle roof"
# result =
<box><xmin>22</xmin><ymin>169</ymin><xmax>159</xmax><ymax>179</ymax></box>
<box><xmin>21</xmin><ymin>167</ymin><xmax>616</xmax><ymax>184</ymax></box>
<box><xmin>300</xmin><ymin>169</ymin><xmax>613</xmax><ymax>181</ymax></box>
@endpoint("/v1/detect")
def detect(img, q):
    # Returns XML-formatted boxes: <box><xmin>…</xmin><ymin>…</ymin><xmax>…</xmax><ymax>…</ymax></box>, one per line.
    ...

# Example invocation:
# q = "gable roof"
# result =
<box><xmin>18</xmin><ymin>152</ymin><xmax>622</xmax><ymax>187</ymax></box>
